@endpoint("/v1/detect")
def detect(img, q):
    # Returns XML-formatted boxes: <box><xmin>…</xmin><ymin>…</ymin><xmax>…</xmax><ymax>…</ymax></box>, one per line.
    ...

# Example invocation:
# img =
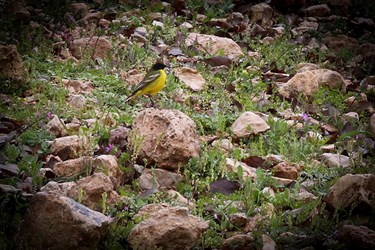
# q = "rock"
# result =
<box><xmin>67</xmin><ymin>94</ymin><xmax>87</xmax><ymax>109</ymax></box>
<box><xmin>324</xmin><ymin>174</ymin><xmax>375</xmax><ymax>211</ymax></box>
<box><xmin>370</xmin><ymin>113</ymin><xmax>375</xmax><ymax>136</ymax></box>
<box><xmin>186</xmin><ymin>33</ymin><xmax>243</xmax><ymax>59</ymax></box>
<box><xmin>50</xmin><ymin>135</ymin><xmax>89</xmax><ymax>161</ymax></box>
<box><xmin>296</xmin><ymin>189</ymin><xmax>318</xmax><ymax>201</ymax></box>
<box><xmin>212</xmin><ymin>139</ymin><xmax>234</xmax><ymax>152</ymax></box>
<box><xmin>139</xmin><ymin>168</ymin><xmax>184</xmax><ymax>190</ymax></box>
<box><xmin>357</xmin><ymin>43</ymin><xmax>375</xmax><ymax>73</ymax></box>
<box><xmin>337</xmin><ymin>225</ymin><xmax>375</xmax><ymax>249</ymax></box>
<box><xmin>323</xmin><ymin>35</ymin><xmax>359</xmax><ymax>54</ymax></box>
<box><xmin>98</xmin><ymin>19</ymin><xmax>110</xmax><ymax>29</ymax></box>
<box><xmin>83</xmin><ymin>12</ymin><xmax>103</xmax><ymax>24</ymax></box>
<box><xmin>17</xmin><ymin>192</ymin><xmax>111</xmax><ymax>249</ymax></box>
<box><xmin>279</xmin><ymin>69</ymin><xmax>345</xmax><ymax>98</ymax></box>
<box><xmin>250</xmin><ymin>3</ymin><xmax>273</xmax><ymax>24</ymax></box>
<box><xmin>67</xmin><ymin>173</ymin><xmax>120</xmax><ymax>211</ymax></box>
<box><xmin>173</xmin><ymin>67</ymin><xmax>205</xmax><ymax>91</ymax></box>
<box><xmin>70</xmin><ymin>2</ymin><xmax>90</xmax><ymax>19</ymax></box>
<box><xmin>222</xmin><ymin>234</ymin><xmax>256</xmax><ymax>250</ymax></box>
<box><xmin>128</xmin><ymin>205</ymin><xmax>208</xmax><ymax>250</ymax></box>
<box><xmin>272</xmin><ymin>162</ymin><xmax>300</xmax><ymax>180</ymax></box>
<box><xmin>180</xmin><ymin>21</ymin><xmax>193</xmax><ymax>29</ymax></box>
<box><xmin>326</xmin><ymin>0</ymin><xmax>350</xmax><ymax>9</ymax></box>
<box><xmin>108</xmin><ymin>126</ymin><xmax>129</xmax><ymax>150</ymax></box>
<box><xmin>320</xmin><ymin>144</ymin><xmax>335</xmax><ymax>153</ymax></box>
<box><xmin>229</xmin><ymin>213</ymin><xmax>248</xmax><ymax>227</ymax></box>
<box><xmin>69</xmin><ymin>36</ymin><xmax>112</xmax><ymax>60</ymax></box>
<box><xmin>231</xmin><ymin>111</ymin><xmax>270</xmax><ymax>137</ymax></box>
<box><xmin>343</xmin><ymin>112</ymin><xmax>359</xmax><ymax>122</ymax></box>
<box><xmin>291</xmin><ymin>20</ymin><xmax>318</xmax><ymax>35</ymax></box>
<box><xmin>129</xmin><ymin>108</ymin><xmax>200</xmax><ymax>171</ymax></box>
<box><xmin>62</xmin><ymin>79</ymin><xmax>94</xmax><ymax>94</ymax></box>
<box><xmin>262</xmin><ymin>234</ymin><xmax>276</xmax><ymax>250</ymax></box>
<box><xmin>321</xmin><ymin>153</ymin><xmax>350</xmax><ymax>168</ymax></box>
<box><xmin>226</xmin><ymin>158</ymin><xmax>257</xmax><ymax>180</ymax></box>
<box><xmin>165</xmin><ymin>190</ymin><xmax>194</xmax><ymax>209</ymax></box>
<box><xmin>46</xmin><ymin>115</ymin><xmax>67</xmax><ymax>137</ymax></box>
<box><xmin>93</xmin><ymin>155</ymin><xmax>123</xmax><ymax>186</ymax></box>
<box><xmin>54</xmin><ymin>156</ymin><xmax>94</xmax><ymax>177</ymax></box>
<box><xmin>0</xmin><ymin>163</ymin><xmax>19</xmax><ymax>177</ymax></box>
<box><xmin>305</xmin><ymin>4</ymin><xmax>330</xmax><ymax>17</ymax></box>
<box><xmin>0</xmin><ymin>45</ymin><xmax>28</xmax><ymax>83</ymax></box>
<box><xmin>41</xmin><ymin>181</ymin><xmax>77</xmax><ymax>196</ymax></box>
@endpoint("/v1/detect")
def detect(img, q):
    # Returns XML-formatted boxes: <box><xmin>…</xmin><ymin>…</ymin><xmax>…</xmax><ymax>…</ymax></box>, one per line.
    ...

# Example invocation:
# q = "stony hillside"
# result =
<box><xmin>0</xmin><ymin>0</ymin><xmax>375</xmax><ymax>249</ymax></box>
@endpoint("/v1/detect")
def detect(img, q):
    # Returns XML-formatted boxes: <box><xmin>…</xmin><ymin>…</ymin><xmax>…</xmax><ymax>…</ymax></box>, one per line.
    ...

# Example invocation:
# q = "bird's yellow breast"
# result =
<box><xmin>139</xmin><ymin>69</ymin><xmax>167</xmax><ymax>96</ymax></box>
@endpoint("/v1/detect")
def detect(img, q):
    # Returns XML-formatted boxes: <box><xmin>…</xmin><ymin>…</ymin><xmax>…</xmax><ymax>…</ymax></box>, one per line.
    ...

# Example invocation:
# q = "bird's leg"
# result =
<box><xmin>149</xmin><ymin>96</ymin><xmax>155</xmax><ymax>107</ymax></box>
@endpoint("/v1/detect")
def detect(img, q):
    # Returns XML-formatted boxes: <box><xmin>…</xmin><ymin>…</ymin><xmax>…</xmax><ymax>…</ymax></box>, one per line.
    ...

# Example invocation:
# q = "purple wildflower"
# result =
<box><xmin>105</xmin><ymin>144</ymin><xmax>113</xmax><ymax>153</ymax></box>
<box><xmin>47</xmin><ymin>112</ymin><xmax>53</xmax><ymax>119</ymax></box>
<box><xmin>177</xmin><ymin>31</ymin><xmax>182</xmax><ymax>46</ymax></box>
<box><xmin>302</xmin><ymin>112</ymin><xmax>309</xmax><ymax>122</ymax></box>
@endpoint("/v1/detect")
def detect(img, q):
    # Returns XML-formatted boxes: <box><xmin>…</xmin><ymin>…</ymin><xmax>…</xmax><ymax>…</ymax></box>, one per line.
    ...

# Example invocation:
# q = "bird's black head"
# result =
<box><xmin>152</xmin><ymin>62</ymin><xmax>167</xmax><ymax>70</ymax></box>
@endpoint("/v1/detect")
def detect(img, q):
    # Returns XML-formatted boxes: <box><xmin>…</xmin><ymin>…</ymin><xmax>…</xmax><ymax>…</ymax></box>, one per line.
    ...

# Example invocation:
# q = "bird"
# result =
<box><xmin>125</xmin><ymin>62</ymin><xmax>167</xmax><ymax>105</ymax></box>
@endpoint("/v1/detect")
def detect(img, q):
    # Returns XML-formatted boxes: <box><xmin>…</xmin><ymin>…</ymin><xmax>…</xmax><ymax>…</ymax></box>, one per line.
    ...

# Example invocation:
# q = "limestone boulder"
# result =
<box><xmin>46</xmin><ymin>115</ymin><xmax>67</xmax><ymax>137</ymax></box>
<box><xmin>108</xmin><ymin>126</ymin><xmax>129</xmax><ymax>150</ymax></box>
<box><xmin>272</xmin><ymin>162</ymin><xmax>301</xmax><ymax>180</ymax></box>
<box><xmin>50</xmin><ymin>135</ymin><xmax>89</xmax><ymax>160</ymax></box>
<box><xmin>337</xmin><ymin>225</ymin><xmax>375</xmax><ymax>249</ymax></box>
<box><xmin>279</xmin><ymin>69</ymin><xmax>345</xmax><ymax>98</ymax></box>
<box><xmin>139</xmin><ymin>168</ymin><xmax>184</xmax><ymax>190</ymax></box>
<box><xmin>54</xmin><ymin>156</ymin><xmax>94</xmax><ymax>177</ymax></box>
<box><xmin>226</xmin><ymin>158</ymin><xmax>257</xmax><ymax>180</ymax></box>
<box><xmin>250</xmin><ymin>3</ymin><xmax>273</xmax><ymax>24</ymax></box>
<box><xmin>67</xmin><ymin>173</ymin><xmax>120</xmax><ymax>211</ymax></box>
<box><xmin>93</xmin><ymin>155</ymin><xmax>124</xmax><ymax>187</ymax></box>
<box><xmin>305</xmin><ymin>4</ymin><xmax>330</xmax><ymax>17</ymax></box>
<box><xmin>17</xmin><ymin>192</ymin><xmax>111</xmax><ymax>249</ymax></box>
<box><xmin>174</xmin><ymin>67</ymin><xmax>205</xmax><ymax>91</ymax></box>
<box><xmin>231</xmin><ymin>111</ymin><xmax>270</xmax><ymax>137</ymax></box>
<box><xmin>324</xmin><ymin>174</ymin><xmax>375</xmax><ymax>211</ymax></box>
<box><xmin>69</xmin><ymin>36</ymin><xmax>112</xmax><ymax>60</ymax></box>
<box><xmin>186</xmin><ymin>33</ymin><xmax>243</xmax><ymax>59</ymax></box>
<box><xmin>0</xmin><ymin>45</ymin><xmax>28</xmax><ymax>83</ymax></box>
<box><xmin>129</xmin><ymin>108</ymin><xmax>200</xmax><ymax>171</ymax></box>
<box><xmin>222</xmin><ymin>234</ymin><xmax>256</xmax><ymax>250</ymax></box>
<box><xmin>128</xmin><ymin>205</ymin><xmax>208</xmax><ymax>250</ymax></box>
<box><xmin>321</xmin><ymin>153</ymin><xmax>350</xmax><ymax>168</ymax></box>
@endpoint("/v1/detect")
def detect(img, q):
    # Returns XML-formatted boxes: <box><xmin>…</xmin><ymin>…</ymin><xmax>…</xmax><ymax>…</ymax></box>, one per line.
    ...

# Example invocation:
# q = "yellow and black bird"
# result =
<box><xmin>125</xmin><ymin>62</ymin><xmax>167</xmax><ymax>104</ymax></box>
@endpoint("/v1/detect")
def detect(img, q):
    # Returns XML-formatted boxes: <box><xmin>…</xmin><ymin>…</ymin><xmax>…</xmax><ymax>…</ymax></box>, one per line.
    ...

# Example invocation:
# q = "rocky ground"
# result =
<box><xmin>0</xmin><ymin>0</ymin><xmax>375</xmax><ymax>249</ymax></box>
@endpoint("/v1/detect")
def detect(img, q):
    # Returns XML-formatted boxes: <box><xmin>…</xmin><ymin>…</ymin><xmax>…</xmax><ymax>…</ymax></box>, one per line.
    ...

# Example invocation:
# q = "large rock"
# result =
<box><xmin>185</xmin><ymin>33</ymin><xmax>243</xmax><ymax>59</ymax></box>
<box><xmin>128</xmin><ymin>205</ymin><xmax>208</xmax><ymax>250</ymax></box>
<box><xmin>17</xmin><ymin>192</ymin><xmax>111</xmax><ymax>249</ymax></box>
<box><xmin>139</xmin><ymin>168</ymin><xmax>184</xmax><ymax>190</ymax></box>
<box><xmin>129</xmin><ymin>108</ymin><xmax>200</xmax><ymax>171</ymax></box>
<box><xmin>62</xmin><ymin>79</ymin><xmax>94</xmax><ymax>94</ymax></box>
<box><xmin>222</xmin><ymin>234</ymin><xmax>256</xmax><ymax>250</ymax></box>
<box><xmin>0</xmin><ymin>45</ymin><xmax>28</xmax><ymax>82</ymax></box>
<box><xmin>231</xmin><ymin>111</ymin><xmax>270</xmax><ymax>137</ymax></box>
<box><xmin>321</xmin><ymin>153</ymin><xmax>350</xmax><ymax>168</ymax></box>
<box><xmin>337</xmin><ymin>225</ymin><xmax>375</xmax><ymax>249</ymax></box>
<box><xmin>226</xmin><ymin>158</ymin><xmax>257</xmax><ymax>180</ymax></box>
<box><xmin>46</xmin><ymin>115</ymin><xmax>67</xmax><ymax>137</ymax></box>
<box><xmin>250</xmin><ymin>3</ymin><xmax>273</xmax><ymax>24</ymax></box>
<box><xmin>323</xmin><ymin>35</ymin><xmax>359</xmax><ymax>54</ymax></box>
<box><xmin>50</xmin><ymin>135</ymin><xmax>89</xmax><ymax>160</ymax></box>
<box><xmin>305</xmin><ymin>4</ymin><xmax>331</xmax><ymax>17</ymax></box>
<box><xmin>324</xmin><ymin>174</ymin><xmax>375</xmax><ymax>211</ymax></box>
<box><xmin>69</xmin><ymin>36</ymin><xmax>112</xmax><ymax>60</ymax></box>
<box><xmin>279</xmin><ymin>68</ymin><xmax>345</xmax><ymax>98</ymax></box>
<box><xmin>93</xmin><ymin>155</ymin><xmax>124</xmax><ymax>186</ymax></box>
<box><xmin>173</xmin><ymin>67</ymin><xmax>205</xmax><ymax>91</ymax></box>
<box><xmin>54</xmin><ymin>156</ymin><xmax>94</xmax><ymax>177</ymax></box>
<box><xmin>67</xmin><ymin>173</ymin><xmax>120</xmax><ymax>211</ymax></box>
<box><xmin>70</xmin><ymin>2</ymin><xmax>90</xmax><ymax>19</ymax></box>
<box><xmin>370</xmin><ymin>113</ymin><xmax>375</xmax><ymax>136</ymax></box>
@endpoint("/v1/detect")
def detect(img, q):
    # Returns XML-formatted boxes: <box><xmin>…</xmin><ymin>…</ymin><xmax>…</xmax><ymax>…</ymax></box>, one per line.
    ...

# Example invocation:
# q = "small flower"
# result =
<box><xmin>177</xmin><ymin>31</ymin><xmax>182</xmax><ymax>46</ymax></box>
<box><xmin>105</xmin><ymin>144</ymin><xmax>113</xmax><ymax>153</ymax></box>
<box><xmin>355</xmin><ymin>134</ymin><xmax>361</xmax><ymax>140</ymax></box>
<box><xmin>47</xmin><ymin>112</ymin><xmax>53</xmax><ymax>119</ymax></box>
<box><xmin>302</xmin><ymin>112</ymin><xmax>309</xmax><ymax>122</ymax></box>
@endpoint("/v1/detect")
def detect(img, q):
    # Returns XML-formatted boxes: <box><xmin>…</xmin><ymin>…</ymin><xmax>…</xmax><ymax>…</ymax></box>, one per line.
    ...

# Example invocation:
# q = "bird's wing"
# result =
<box><xmin>130</xmin><ymin>70</ymin><xmax>161</xmax><ymax>94</ymax></box>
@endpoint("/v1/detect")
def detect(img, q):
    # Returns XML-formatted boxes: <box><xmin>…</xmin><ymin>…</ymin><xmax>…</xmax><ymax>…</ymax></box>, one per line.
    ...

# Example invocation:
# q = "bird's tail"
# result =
<box><xmin>124</xmin><ymin>95</ymin><xmax>133</xmax><ymax>103</ymax></box>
